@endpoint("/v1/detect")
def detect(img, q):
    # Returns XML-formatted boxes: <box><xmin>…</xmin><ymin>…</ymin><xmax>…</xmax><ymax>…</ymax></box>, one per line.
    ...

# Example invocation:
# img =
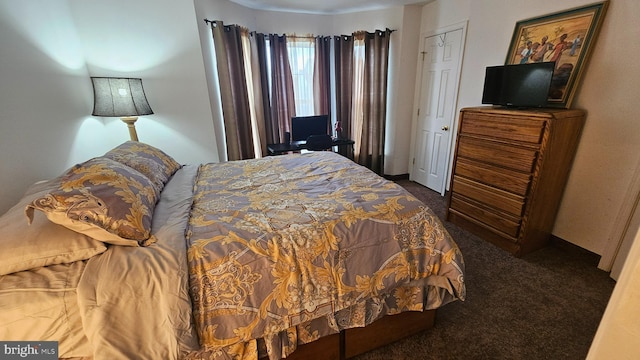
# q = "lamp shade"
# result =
<box><xmin>91</xmin><ymin>77</ymin><xmax>153</xmax><ymax>117</ymax></box>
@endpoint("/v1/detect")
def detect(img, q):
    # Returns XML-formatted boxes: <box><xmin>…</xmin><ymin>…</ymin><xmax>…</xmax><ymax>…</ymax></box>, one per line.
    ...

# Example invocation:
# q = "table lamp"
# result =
<box><xmin>91</xmin><ymin>77</ymin><xmax>153</xmax><ymax>141</ymax></box>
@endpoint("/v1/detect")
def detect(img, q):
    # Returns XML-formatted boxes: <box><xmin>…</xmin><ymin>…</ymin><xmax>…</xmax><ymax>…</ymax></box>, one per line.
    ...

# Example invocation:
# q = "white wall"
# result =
<box><xmin>0</xmin><ymin>1</ymin><xmax>101</xmax><ymax>214</ymax></box>
<box><xmin>380</xmin><ymin>5</ymin><xmax>423</xmax><ymax>176</ymax></box>
<box><xmin>0</xmin><ymin>0</ymin><xmax>218</xmax><ymax>214</ymax></box>
<box><xmin>70</xmin><ymin>0</ymin><xmax>219</xmax><ymax>167</ymax></box>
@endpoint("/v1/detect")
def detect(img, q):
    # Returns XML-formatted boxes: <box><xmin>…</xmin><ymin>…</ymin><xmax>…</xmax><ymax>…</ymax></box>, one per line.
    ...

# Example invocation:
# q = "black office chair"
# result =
<box><xmin>305</xmin><ymin>134</ymin><xmax>333</xmax><ymax>151</ymax></box>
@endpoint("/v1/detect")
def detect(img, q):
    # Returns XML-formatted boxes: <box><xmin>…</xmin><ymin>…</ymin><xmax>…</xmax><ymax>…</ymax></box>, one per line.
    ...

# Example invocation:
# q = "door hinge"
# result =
<box><xmin>417</xmin><ymin>108</ymin><xmax>420</xmax><ymax>117</ymax></box>
<box><xmin>413</xmin><ymin>158</ymin><xmax>416</xmax><ymax>165</ymax></box>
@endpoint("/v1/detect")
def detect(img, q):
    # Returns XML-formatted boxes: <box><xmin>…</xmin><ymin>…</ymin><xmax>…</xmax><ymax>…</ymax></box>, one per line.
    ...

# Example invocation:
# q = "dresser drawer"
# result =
<box><xmin>459</xmin><ymin>113</ymin><xmax>546</xmax><ymax>144</ymax></box>
<box><xmin>454</xmin><ymin>158</ymin><xmax>532</xmax><ymax>196</ymax></box>
<box><xmin>450</xmin><ymin>194</ymin><xmax>521</xmax><ymax>238</ymax></box>
<box><xmin>451</xmin><ymin>175</ymin><xmax>525</xmax><ymax>217</ymax></box>
<box><xmin>457</xmin><ymin>136</ymin><xmax>538</xmax><ymax>173</ymax></box>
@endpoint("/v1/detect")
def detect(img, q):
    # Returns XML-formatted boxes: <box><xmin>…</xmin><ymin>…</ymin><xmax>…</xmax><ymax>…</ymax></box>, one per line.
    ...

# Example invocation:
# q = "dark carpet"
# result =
<box><xmin>354</xmin><ymin>180</ymin><xmax>616</xmax><ymax>360</ymax></box>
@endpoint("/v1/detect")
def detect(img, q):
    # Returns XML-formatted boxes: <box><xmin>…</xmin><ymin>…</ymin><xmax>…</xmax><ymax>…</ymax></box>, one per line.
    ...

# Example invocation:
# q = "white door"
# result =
<box><xmin>412</xmin><ymin>28</ymin><xmax>464</xmax><ymax>195</ymax></box>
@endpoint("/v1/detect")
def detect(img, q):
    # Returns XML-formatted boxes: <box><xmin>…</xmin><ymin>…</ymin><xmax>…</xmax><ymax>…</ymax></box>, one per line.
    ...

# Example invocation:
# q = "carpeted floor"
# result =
<box><xmin>353</xmin><ymin>180</ymin><xmax>616</xmax><ymax>360</ymax></box>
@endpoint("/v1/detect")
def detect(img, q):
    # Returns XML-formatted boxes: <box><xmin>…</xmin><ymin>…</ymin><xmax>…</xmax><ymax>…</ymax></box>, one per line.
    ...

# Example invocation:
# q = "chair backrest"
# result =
<box><xmin>305</xmin><ymin>134</ymin><xmax>333</xmax><ymax>151</ymax></box>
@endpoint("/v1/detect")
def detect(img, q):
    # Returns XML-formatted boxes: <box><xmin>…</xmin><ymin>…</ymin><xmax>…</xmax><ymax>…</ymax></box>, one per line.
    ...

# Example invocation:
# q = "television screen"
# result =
<box><xmin>481</xmin><ymin>66</ymin><xmax>504</xmax><ymax>105</ymax></box>
<box><xmin>291</xmin><ymin>115</ymin><xmax>329</xmax><ymax>142</ymax></box>
<box><xmin>482</xmin><ymin>62</ymin><xmax>555</xmax><ymax>108</ymax></box>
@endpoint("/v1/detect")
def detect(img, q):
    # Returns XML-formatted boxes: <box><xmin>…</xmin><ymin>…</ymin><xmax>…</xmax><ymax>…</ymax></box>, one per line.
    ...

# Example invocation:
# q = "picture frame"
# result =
<box><xmin>505</xmin><ymin>1</ymin><xmax>608</xmax><ymax>108</ymax></box>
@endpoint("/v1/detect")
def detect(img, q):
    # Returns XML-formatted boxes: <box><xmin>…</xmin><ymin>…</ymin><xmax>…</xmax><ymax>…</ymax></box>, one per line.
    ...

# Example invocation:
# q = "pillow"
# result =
<box><xmin>0</xmin><ymin>181</ymin><xmax>107</xmax><ymax>275</ymax></box>
<box><xmin>103</xmin><ymin>141</ymin><xmax>182</xmax><ymax>194</ymax></box>
<box><xmin>25</xmin><ymin>157</ymin><xmax>158</xmax><ymax>246</ymax></box>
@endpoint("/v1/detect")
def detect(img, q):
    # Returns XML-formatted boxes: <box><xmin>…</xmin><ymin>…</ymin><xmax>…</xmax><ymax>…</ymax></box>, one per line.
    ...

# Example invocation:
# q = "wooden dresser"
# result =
<box><xmin>446</xmin><ymin>106</ymin><xmax>585</xmax><ymax>256</ymax></box>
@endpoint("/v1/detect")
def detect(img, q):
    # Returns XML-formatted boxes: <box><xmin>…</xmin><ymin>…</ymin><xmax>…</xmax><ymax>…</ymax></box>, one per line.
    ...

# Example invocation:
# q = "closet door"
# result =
<box><xmin>411</xmin><ymin>26</ymin><xmax>465</xmax><ymax>195</ymax></box>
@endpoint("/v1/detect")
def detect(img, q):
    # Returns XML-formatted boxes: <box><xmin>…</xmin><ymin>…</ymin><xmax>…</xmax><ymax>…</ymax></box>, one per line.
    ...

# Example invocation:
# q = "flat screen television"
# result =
<box><xmin>291</xmin><ymin>115</ymin><xmax>329</xmax><ymax>143</ymax></box>
<box><xmin>482</xmin><ymin>62</ymin><xmax>555</xmax><ymax>108</ymax></box>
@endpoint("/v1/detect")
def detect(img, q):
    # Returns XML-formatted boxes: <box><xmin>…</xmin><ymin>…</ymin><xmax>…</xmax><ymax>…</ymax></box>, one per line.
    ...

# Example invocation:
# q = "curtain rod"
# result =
<box><xmin>203</xmin><ymin>18</ymin><xmax>395</xmax><ymax>34</ymax></box>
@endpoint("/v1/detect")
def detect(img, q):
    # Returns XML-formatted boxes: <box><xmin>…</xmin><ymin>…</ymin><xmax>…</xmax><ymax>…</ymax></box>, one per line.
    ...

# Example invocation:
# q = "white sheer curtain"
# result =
<box><xmin>287</xmin><ymin>36</ymin><xmax>315</xmax><ymax>116</ymax></box>
<box><xmin>240</xmin><ymin>31</ymin><xmax>265</xmax><ymax>158</ymax></box>
<box><xmin>351</xmin><ymin>34</ymin><xmax>365</xmax><ymax>156</ymax></box>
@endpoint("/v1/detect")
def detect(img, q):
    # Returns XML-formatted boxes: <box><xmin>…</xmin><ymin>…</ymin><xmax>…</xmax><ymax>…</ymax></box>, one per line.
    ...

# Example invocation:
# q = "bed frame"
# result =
<box><xmin>261</xmin><ymin>310</ymin><xmax>436</xmax><ymax>360</ymax></box>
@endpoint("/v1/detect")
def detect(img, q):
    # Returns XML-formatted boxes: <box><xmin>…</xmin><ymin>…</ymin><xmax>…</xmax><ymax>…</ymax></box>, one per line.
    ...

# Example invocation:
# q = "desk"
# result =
<box><xmin>267</xmin><ymin>138</ymin><xmax>355</xmax><ymax>156</ymax></box>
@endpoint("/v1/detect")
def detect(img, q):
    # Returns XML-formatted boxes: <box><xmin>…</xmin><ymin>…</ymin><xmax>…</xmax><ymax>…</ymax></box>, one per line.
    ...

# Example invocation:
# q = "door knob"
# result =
<box><xmin>441</xmin><ymin>126</ymin><xmax>449</xmax><ymax>131</ymax></box>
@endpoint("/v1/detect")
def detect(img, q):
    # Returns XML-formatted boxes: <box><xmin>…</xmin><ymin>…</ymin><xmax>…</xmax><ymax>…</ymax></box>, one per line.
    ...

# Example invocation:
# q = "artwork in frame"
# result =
<box><xmin>505</xmin><ymin>1</ymin><xmax>608</xmax><ymax>108</ymax></box>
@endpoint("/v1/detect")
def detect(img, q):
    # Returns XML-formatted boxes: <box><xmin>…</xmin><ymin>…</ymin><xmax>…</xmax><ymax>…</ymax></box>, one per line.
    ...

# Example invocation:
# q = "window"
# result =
<box><xmin>286</xmin><ymin>37</ymin><xmax>315</xmax><ymax>116</ymax></box>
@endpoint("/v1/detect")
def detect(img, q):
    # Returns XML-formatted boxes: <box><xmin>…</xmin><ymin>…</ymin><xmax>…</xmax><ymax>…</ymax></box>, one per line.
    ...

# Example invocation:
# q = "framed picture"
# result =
<box><xmin>505</xmin><ymin>1</ymin><xmax>608</xmax><ymax>108</ymax></box>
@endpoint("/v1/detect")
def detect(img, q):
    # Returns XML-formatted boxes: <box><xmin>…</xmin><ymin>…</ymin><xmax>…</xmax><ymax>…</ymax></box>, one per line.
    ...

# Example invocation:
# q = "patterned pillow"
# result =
<box><xmin>103</xmin><ymin>141</ymin><xmax>181</xmax><ymax>194</ymax></box>
<box><xmin>25</xmin><ymin>157</ymin><xmax>158</xmax><ymax>246</ymax></box>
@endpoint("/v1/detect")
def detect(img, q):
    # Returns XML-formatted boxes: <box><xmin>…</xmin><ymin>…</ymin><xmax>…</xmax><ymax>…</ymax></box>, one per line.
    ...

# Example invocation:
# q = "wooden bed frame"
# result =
<box><xmin>260</xmin><ymin>309</ymin><xmax>436</xmax><ymax>360</ymax></box>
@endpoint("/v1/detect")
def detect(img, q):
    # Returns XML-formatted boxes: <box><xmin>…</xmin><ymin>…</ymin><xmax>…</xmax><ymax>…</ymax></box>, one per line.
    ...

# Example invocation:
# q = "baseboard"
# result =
<box><xmin>384</xmin><ymin>173</ymin><xmax>409</xmax><ymax>181</ymax></box>
<box><xmin>549</xmin><ymin>235</ymin><xmax>601</xmax><ymax>265</ymax></box>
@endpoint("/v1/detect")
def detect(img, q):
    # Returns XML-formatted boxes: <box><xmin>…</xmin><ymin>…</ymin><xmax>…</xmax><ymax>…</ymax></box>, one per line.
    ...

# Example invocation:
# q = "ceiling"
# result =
<box><xmin>228</xmin><ymin>0</ymin><xmax>432</xmax><ymax>15</ymax></box>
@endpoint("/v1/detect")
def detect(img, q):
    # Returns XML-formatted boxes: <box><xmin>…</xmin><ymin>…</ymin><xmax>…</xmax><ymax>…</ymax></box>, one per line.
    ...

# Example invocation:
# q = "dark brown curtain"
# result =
<box><xmin>359</xmin><ymin>29</ymin><xmax>391</xmax><ymax>174</ymax></box>
<box><xmin>210</xmin><ymin>20</ymin><xmax>390</xmax><ymax>166</ymax></box>
<box><xmin>269</xmin><ymin>34</ymin><xmax>296</xmax><ymax>143</ymax></box>
<box><xmin>333</xmin><ymin>35</ymin><xmax>354</xmax><ymax>158</ymax></box>
<box><xmin>313</xmin><ymin>36</ymin><xmax>331</xmax><ymax>122</ymax></box>
<box><xmin>249</xmin><ymin>32</ymin><xmax>270</xmax><ymax>156</ymax></box>
<box><xmin>210</xmin><ymin>21</ymin><xmax>255</xmax><ymax>161</ymax></box>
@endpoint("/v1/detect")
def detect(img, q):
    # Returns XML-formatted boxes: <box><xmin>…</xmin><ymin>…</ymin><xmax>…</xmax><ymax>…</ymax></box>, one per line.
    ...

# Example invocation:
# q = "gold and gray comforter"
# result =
<box><xmin>1</xmin><ymin>152</ymin><xmax>464</xmax><ymax>360</ymax></box>
<box><xmin>186</xmin><ymin>152</ymin><xmax>465</xmax><ymax>359</ymax></box>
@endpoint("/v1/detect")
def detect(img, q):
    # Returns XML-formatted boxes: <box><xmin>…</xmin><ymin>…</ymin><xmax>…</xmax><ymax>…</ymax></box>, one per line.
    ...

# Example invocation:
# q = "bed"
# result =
<box><xmin>0</xmin><ymin>141</ymin><xmax>465</xmax><ymax>359</ymax></box>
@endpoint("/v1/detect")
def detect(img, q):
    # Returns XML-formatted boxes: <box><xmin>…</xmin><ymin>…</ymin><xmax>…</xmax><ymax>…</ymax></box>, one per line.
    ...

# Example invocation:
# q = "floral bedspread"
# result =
<box><xmin>185</xmin><ymin>152</ymin><xmax>465</xmax><ymax>359</ymax></box>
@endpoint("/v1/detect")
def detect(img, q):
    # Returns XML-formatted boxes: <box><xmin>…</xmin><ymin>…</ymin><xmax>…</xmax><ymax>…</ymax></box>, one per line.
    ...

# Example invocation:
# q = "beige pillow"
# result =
<box><xmin>25</xmin><ymin>157</ymin><xmax>159</xmax><ymax>246</ymax></box>
<box><xmin>0</xmin><ymin>181</ymin><xmax>107</xmax><ymax>275</ymax></box>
